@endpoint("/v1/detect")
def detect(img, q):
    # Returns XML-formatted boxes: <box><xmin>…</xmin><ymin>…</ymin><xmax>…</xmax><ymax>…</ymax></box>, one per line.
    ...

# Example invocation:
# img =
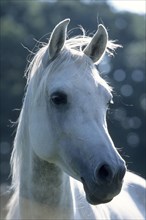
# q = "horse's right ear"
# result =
<box><xmin>43</xmin><ymin>19</ymin><xmax>70</xmax><ymax>66</ymax></box>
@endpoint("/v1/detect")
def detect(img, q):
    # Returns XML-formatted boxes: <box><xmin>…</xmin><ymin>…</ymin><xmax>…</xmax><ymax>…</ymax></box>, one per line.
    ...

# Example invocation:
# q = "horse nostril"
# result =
<box><xmin>95</xmin><ymin>164</ymin><xmax>113</xmax><ymax>184</ymax></box>
<box><xmin>95</xmin><ymin>163</ymin><xmax>126</xmax><ymax>185</ymax></box>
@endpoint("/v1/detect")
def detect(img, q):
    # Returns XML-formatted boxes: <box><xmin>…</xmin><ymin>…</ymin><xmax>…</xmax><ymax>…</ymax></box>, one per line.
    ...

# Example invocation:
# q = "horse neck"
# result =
<box><xmin>19</xmin><ymin>154</ymin><xmax>74</xmax><ymax>219</ymax></box>
<box><xmin>14</xmin><ymin>98</ymin><xmax>74</xmax><ymax>219</ymax></box>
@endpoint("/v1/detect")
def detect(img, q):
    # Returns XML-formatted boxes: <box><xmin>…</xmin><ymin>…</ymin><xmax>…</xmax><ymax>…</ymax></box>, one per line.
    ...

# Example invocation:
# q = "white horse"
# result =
<box><xmin>7</xmin><ymin>19</ymin><xmax>145</xmax><ymax>220</ymax></box>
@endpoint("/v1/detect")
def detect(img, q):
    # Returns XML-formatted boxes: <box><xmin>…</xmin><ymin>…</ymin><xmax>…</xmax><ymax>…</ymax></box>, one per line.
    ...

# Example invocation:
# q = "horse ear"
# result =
<box><xmin>46</xmin><ymin>19</ymin><xmax>70</xmax><ymax>62</ymax></box>
<box><xmin>83</xmin><ymin>24</ymin><xmax>108</xmax><ymax>64</ymax></box>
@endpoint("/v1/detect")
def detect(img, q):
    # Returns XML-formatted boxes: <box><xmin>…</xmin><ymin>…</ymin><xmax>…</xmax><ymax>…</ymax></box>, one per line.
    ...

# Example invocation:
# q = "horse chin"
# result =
<box><xmin>81</xmin><ymin>177</ymin><xmax>120</xmax><ymax>205</ymax></box>
<box><xmin>86</xmin><ymin>194</ymin><xmax>113</xmax><ymax>205</ymax></box>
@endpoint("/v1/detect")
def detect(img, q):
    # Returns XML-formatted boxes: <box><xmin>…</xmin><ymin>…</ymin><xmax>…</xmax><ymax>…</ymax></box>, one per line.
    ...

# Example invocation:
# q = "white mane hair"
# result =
<box><xmin>9</xmin><ymin>29</ymin><xmax>120</xmax><ymax>203</ymax></box>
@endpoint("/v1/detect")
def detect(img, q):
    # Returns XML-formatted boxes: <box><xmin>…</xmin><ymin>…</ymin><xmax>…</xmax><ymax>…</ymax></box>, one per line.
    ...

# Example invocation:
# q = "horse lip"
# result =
<box><xmin>87</xmin><ymin>196</ymin><xmax>113</xmax><ymax>205</ymax></box>
<box><xmin>81</xmin><ymin>177</ymin><xmax>114</xmax><ymax>205</ymax></box>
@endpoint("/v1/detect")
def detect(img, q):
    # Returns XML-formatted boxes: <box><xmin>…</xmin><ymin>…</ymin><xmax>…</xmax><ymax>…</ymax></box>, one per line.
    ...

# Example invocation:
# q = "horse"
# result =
<box><xmin>6</xmin><ymin>19</ymin><xmax>146</xmax><ymax>220</ymax></box>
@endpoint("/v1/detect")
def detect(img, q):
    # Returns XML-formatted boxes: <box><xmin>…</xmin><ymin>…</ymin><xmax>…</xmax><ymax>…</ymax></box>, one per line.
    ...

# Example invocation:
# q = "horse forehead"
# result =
<box><xmin>48</xmin><ymin>61</ymin><xmax>98</xmax><ymax>91</ymax></box>
<box><xmin>47</xmin><ymin>57</ymin><xmax>111</xmax><ymax>100</ymax></box>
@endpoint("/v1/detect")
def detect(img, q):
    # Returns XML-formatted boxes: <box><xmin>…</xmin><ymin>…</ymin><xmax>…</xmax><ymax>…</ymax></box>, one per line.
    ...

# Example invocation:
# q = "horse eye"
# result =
<box><xmin>50</xmin><ymin>92</ymin><xmax>67</xmax><ymax>105</ymax></box>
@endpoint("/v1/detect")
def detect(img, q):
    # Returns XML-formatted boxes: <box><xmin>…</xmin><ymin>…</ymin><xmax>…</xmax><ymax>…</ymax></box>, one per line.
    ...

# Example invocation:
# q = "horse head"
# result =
<box><xmin>28</xmin><ymin>19</ymin><xmax>126</xmax><ymax>205</ymax></box>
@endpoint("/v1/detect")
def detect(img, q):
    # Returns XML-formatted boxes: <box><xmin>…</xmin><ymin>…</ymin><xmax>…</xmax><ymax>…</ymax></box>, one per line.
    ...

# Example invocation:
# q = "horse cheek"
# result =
<box><xmin>29</xmin><ymin>111</ymin><xmax>57</xmax><ymax>162</ymax></box>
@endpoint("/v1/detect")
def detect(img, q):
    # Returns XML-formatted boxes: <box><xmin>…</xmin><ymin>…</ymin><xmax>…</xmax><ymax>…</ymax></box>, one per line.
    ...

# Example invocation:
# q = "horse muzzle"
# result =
<box><xmin>81</xmin><ymin>162</ymin><xmax>126</xmax><ymax>205</ymax></box>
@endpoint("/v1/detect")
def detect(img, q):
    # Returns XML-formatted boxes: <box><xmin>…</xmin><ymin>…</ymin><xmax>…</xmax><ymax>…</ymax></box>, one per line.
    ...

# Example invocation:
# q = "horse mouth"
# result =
<box><xmin>87</xmin><ymin>194</ymin><xmax>112</xmax><ymax>205</ymax></box>
<box><xmin>81</xmin><ymin>177</ymin><xmax>114</xmax><ymax>205</ymax></box>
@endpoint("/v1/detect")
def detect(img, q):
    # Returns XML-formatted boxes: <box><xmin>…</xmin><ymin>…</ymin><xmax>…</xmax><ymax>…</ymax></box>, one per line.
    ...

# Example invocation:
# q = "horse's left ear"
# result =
<box><xmin>83</xmin><ymin>24</ymin><xmax>108</xmax><ymax>64</ymax></box>
<box><xmin>43</xmin><ymin>19</ymin><xmax>70</xmax><ymax>65</ymax></box>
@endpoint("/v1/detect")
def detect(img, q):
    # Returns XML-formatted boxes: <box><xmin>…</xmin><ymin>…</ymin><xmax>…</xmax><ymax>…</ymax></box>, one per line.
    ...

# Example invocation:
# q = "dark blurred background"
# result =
<box><xmin>0</xmin><ymin>0</ymin><xmax>146</xmax><ymax>185</ymax></box>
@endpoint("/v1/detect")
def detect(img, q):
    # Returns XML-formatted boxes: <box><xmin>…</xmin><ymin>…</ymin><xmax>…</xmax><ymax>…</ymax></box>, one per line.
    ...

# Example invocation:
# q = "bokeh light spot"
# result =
<box><xmin>120</xmin><ymin>84</ymin><xmax>133</xmax><ymax>97</ymax></box>
<box><xmin>131</xmin><ymin>70</ymin><xmax>144</xmax><ymax>82</ymax></box>
<box><xmin>127</xmin><ymin>132</ymin><xmax>140</xmax><ymax>147</ymax></box>
<box><xmin>113</xmin><ymin>69</ymin><xmax>126</xmax><ymax>82</ymax></box>
<box><xmin>0</xmin><ymin>142</ymin><xmax>11</xmax><ymax>155</ymax></box>
<box><xmin>128</xmin><ymin>117</ymin><xmax>142</xmax><ymax>129</ymax></box>
<box><xmin>140</xmin><ymin>94</ymin><xmax>146</xmax><ymax>111</ymax></box>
